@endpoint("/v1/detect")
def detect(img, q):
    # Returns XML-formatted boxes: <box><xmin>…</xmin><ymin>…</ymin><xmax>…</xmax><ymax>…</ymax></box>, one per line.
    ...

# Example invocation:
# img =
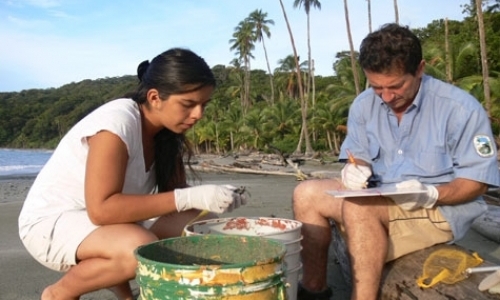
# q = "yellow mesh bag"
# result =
<box><xmin>417</xmin><ymin>246</ymin><xmax>483</xmax><ymax>288</ymax></box>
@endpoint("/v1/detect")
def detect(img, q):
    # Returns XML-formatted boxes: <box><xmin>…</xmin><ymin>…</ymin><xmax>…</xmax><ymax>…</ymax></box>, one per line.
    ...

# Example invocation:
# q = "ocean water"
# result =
<box><xmin>0</xmin><ymin>148</ymin><xmax>53</xmax><ymax>177</ymax></box>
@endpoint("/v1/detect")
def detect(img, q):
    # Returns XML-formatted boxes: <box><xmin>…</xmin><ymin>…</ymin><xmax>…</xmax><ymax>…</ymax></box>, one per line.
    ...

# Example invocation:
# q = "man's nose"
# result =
<box><xmin>380</xmin><ymin>89</ymin><xmax>395</xmax><ymax>102</ymax></box>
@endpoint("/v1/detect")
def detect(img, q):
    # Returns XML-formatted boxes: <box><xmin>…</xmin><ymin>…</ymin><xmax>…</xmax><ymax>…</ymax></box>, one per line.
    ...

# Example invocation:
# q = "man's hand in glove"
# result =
<box><xmin>341</xmin><ymin>164</ymin><xmax>372</xmax><ymax>190</ymax></box>
<box><xmin>174</xmin><ymin>184</ymin><xmax>247</xmax><ymax>214</ymax></box>
<box><xmin>389</xmin><ymin>179</ymin><xmax>439</xmax><ymax>211</ymax></box>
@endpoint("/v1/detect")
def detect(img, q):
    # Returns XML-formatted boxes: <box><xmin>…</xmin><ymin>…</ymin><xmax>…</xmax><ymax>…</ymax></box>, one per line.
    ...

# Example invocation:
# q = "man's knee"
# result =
<box><xmin>293</xmin><ymin>179</ymin><xmax>326</xmax><ymax>210</ymax></box>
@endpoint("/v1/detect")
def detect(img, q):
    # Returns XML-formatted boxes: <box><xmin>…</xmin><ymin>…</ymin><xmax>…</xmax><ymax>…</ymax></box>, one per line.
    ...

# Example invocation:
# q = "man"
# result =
<box><xmin>293</xmin><ymin>23</ymin><xmax>499</xmax><ymax>300</ymax></box>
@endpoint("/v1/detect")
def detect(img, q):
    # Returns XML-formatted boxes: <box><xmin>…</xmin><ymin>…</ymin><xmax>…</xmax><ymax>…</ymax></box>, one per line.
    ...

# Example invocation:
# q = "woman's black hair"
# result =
<box><xmin>131</xmin><ymin>48</ymin><xmax>216</xmax><ymax>192</ymax></box>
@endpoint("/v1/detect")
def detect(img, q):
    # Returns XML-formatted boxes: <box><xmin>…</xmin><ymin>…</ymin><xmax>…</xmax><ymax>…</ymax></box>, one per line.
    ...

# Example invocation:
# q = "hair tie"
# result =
<box><xmin>137</xmin><ymin>60</ymin><xmax>150</xmax><ymax>82</ymax></box>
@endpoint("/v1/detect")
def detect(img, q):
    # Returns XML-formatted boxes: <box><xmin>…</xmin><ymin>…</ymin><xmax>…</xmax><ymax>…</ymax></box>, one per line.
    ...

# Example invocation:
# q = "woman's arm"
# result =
<box><xmin>84</xmin><ymin>131</ymin><xmax>177</xmax><ymax>225</ymax></box>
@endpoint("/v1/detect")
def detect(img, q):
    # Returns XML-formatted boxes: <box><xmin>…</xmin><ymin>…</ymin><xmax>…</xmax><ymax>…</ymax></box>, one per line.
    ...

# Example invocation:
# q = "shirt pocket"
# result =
<box><xmin>411</xmin><ymin>151</ymin><xmax>453</xmax><ymax>177</ymax></box>
<box><xmin>368</xmin><ymin>143</ymin><xmax>381</xmax><ymax>162</ymax></box>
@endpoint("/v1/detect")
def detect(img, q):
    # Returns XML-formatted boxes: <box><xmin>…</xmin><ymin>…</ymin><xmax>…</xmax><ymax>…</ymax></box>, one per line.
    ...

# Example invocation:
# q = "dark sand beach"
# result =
<box><xmin>1</xmin><ymin>157</ymin><xmax>499</xmax><ymax>299</ymax></box>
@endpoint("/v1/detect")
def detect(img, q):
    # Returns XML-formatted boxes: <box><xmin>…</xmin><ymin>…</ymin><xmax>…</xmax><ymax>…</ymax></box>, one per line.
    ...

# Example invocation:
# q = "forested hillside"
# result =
<box><xmin>2</xmin><ymin>5</ymin><xmax>500</xmax><ymax>156</ymax></box>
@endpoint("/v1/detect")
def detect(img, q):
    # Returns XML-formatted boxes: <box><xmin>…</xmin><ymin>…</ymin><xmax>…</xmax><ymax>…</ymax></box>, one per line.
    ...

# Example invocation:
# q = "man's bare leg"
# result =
<box><xmin>342</xmin><ymin>197</ymin><xmax>388</xmax><ymax>300</ymax></box>
<box><xmin>293</xmin><ymin>179</ymin><xmax>343</xmax><ymax>294</ymax></box>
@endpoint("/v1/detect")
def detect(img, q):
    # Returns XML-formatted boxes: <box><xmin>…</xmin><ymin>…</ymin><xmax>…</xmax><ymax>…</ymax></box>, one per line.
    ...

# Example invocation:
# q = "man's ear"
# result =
<box><xmin>416</xmin><ymin>60</ymin><xmax>426</xmax><ymax>78</ymax></box>
<box><xmin>146</xmin><ymin>89</ymin><xmax>162</xmax><ymax>110</ymax></box>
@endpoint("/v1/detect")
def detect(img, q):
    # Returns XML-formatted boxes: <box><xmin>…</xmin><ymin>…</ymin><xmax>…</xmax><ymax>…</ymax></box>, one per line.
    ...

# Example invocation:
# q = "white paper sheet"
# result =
<box><xmin>326</xmin><ymin>184</ymin><xmax>427</xmax><ymax>198</ymax></box>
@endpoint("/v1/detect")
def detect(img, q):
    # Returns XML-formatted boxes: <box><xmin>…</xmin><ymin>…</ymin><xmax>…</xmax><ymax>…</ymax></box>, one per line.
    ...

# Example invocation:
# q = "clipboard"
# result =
<box><xmin>326</xmin><ymin>183</ymin><xmax>427</xmax><ymax>198</ymax></box>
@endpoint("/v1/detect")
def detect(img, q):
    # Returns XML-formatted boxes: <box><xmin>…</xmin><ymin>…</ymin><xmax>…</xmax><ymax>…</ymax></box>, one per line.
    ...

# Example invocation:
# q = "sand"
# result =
<box><xmin>0</xmin><ymin>164</ymin><xmax>310</xmax><ymax>300</ymax></box>
<box><xmin>1</xmin><ymin>158</ymin><xmax>499</xmax><ymax>300</ymax></box>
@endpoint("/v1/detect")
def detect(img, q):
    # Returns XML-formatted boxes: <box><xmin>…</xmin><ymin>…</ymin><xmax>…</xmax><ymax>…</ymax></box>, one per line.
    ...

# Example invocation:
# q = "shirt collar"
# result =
<box><xmin>375</xmin><ymin>74</ymin><xmax>428</xmax><ymax>113</ymax></box>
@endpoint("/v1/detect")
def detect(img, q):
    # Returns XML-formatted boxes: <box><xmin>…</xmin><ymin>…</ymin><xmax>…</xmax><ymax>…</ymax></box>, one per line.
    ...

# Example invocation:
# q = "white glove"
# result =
<box><xmin>389</xmin><ymin>179</ymin><xmax>439</xmax><ymax>211</ymax></box>
<box><xmin>341</xmin><ymin>164</ymin><xmax>372</xmax><ymax>190</ymax></box>
<box><xmin>174</xmin><ymin>184</ymin><xmax>247</xmax><ymax>214</ymax></box>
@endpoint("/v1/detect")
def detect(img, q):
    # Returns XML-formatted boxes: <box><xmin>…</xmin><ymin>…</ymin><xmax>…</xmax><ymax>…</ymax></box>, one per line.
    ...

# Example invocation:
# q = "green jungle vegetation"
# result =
<box><xmin>2</xmin><ymin>3</ymin><xmax>500</xmax><ymax>157</ymax></box>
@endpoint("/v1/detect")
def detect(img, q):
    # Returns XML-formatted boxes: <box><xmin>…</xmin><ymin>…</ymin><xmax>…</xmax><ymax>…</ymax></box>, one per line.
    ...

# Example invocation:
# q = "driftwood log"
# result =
<box><xmin>191</xmin><ymin>161</ymin><xmax>300</xmax><ymax>177</ymax></box>
<box><xmin>379</xmin><ymin>244</ymin><xmax>500</xmax><ymax>299</ymax></box>
<box><xmin>190</xmin><ymin>155</ymin><xmax>340</xmax><ymax>181</ymax></box>
<box><xmin>328</xmin><ymin>225</ymin><xmax>500</xmax><ymax>300</ymax></box>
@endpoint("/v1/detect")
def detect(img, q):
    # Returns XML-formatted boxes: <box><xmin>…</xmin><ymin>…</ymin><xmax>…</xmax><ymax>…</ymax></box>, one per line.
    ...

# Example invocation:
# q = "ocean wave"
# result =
<box><xmin>0</xmin><ymin>164</ymin><xmax>44</xmax><ymax>176</ymax></box>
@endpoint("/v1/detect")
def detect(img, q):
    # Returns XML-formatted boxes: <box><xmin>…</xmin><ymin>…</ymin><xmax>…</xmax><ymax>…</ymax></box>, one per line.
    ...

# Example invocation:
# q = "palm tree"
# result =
<box><xmin>262</xmin><ymin>97</ymin><xmax>301</xmax><ymax>142</ymax></box>
<box><xmin>278</xmin><ymin>0</ymin><xmax>313</xmax><ymax>155</ymax></box>
<box><xmin>242</xmin><ymin>106</ymin><xmax>268</xmax><ymax>150</ymax></box>
<box><xmin>275</xmin><ymin>54</ymin><xmax>308</xmax><ymax>99</ymax></box>
<box><xmin>229</xmin><ymin>20</ymin><xmax>256</xmax><ymax>112</ymax></box>
<box><xmin>424</xmin><ymin>41</ymin><xmax>478</xmax><ymax>84</ymax></box>
<box><xmin>195</xmin><ymin>118</ymin><xmax>216</xmax><ymax>153</ymax></box>
<box><xmin>343</xmin><ymin>0</ymin><xmax>361</xmax><ymax>95</ymax></box>
<box><xmin>475</xmin><ymin>0</ymin><xmax>492</xmax><ymax>116</ymax></box>
<box><xmin>310</xmin><ymin>100</ymin><xmax>345</xmax><ymax>153</ymax></box>
<box><xmin>247</xmin><ymin>9</ymin><xmax>276</xmax><ymax>104</ymax></box>
<box><xmin>226</xmin><ymin>59</ymin><xmax>245</xmax><ymax>108</ymax></box>
<box><xmin>220</xmin><ymin>102</ymin><xmax>244</xmax><ymax>153</ymax></box>
<box><xmin>293</xmin><ymin>0</ymin><xmax>321</xmax><ymax>108</ymax></box>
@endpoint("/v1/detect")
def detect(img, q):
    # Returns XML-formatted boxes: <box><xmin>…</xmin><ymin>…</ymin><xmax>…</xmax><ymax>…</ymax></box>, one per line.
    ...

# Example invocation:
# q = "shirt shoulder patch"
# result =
<box><xmin>473</xmin><ymin>135</ymin><xmax>494</xmax><ymax>157</ymax></box>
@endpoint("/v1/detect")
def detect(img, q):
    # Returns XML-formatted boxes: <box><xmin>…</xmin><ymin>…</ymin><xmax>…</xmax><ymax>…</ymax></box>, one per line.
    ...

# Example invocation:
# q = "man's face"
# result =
<box><xmin>365</xmin><ymin>61</ymin><xmax>425</xmax><ymax>115</ymax></box>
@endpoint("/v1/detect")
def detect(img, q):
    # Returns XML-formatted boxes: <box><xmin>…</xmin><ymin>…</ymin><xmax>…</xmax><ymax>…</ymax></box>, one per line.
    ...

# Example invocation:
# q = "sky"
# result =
<box><xmin>0</xmin><ymin>0</ymin><xmax>469</xmax><ymax>92</ymax></box>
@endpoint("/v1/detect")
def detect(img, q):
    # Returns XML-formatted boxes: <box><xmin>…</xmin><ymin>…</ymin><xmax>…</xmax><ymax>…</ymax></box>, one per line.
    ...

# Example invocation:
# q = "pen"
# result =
<box><xmin>346</xmin><ymin>149</ymin><xmax>357</xmax><ymax>166</ymax></box>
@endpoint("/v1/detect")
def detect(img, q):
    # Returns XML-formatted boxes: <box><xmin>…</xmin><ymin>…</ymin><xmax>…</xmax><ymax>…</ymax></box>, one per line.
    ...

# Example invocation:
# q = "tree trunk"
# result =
<box><xmin>244</xmin><ymin>58</ymin><xmax>251</xmax><ymax>112</ymax></box>
<box><xmin>216</xmin><ymin>123</ymin><xmax>221</xmax><ymax>155</ymax></box>
<box><xmin>296</xmin><ymin>125</ymin><xmax>304</xmax><ymax>154</ymax></box>
<box><xmin>278</xmin><ymin>0</ymin><xmax>313</xmax><ymax>155</ymax></box>
<box><xmin>230</xmin><ymin>131</ymin><xmax>234</xmax><ymax>153</ymax></box>
<box><xmin>343</xmin><ymin>0</ymin><xmax>361</xmax><ymax>96</ymax></box>
<box><xmin>393</xmin><ymin>0</ymin><xmax>399</xmax><ymax>24</ymax></box>
<box><xmin>262</xmin><ymin>38</ymin><xmax>275</xmax><ymax>104</ymax></box>
<box><xmin>306</xmin><ymin>12</ymin><xmax>313</xmax><ymax>107</ymax></box>
<box><xmin>445</xmin><ymin>18</ymin><xmax>453</xmax><ymax>83</ymax></box>
<box><xmin>333</xmin><ymin>131</ymin><xmax>340</xmax><ymax>154</ymax></box>
<box><xmin>326</xmin><ymin>130</ymin><xmax>333</xmax><ymax>151</ymax></box>
<box><xmin>312</xmin><ymin>59</ymin><xmax>317</xmax><ymax>143</ymax></box>
<box><xmin>367</xmin><ymin>0</ymin><xmax>372</xmax><ymax>33</ymax></box>
<box><xmin>476</xmin><ymin>0</ymin><xmax>492</xmax><ymax>117</ymax></box>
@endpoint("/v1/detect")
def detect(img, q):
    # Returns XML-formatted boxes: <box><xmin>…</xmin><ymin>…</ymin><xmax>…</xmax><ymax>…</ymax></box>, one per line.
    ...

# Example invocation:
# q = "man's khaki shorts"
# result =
<box><xmin>337</xmin><ymin>197</ymin><xmax>453</xmax><ymax>262</ymax></box>
<box><xmin>384</xmin><ymin>197</ymin><xmax>453</xmax><ymax>261</ymax></box>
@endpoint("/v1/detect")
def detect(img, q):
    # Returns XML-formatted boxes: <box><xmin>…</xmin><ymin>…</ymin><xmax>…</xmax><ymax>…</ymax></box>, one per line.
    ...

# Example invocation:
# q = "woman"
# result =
<box><xmin>18</xmin><ymin>48</ymin><xmax>246</xmax><ymax>300</ymax></box>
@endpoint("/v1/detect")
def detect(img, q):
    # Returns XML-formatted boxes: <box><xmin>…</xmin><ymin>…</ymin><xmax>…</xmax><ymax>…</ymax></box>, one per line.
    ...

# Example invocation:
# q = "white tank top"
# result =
<box><xmin>19</xmin><ymin>98</ymin><xmax>156</xmax><ymax>238</ymax></box>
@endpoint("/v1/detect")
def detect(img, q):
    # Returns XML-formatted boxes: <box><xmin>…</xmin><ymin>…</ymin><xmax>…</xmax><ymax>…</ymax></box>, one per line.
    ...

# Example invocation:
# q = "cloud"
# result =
<box><xmin>0</xmin><ymin>29</ymin><xmax>139</xmax><ymax>90</ymax></box>
<box><xmin>0</xmin><ymin>0</ymin><xmax>468</xmax><ymax>91</ymax></box>
<box><xmin>24</xmin><ymin>0</ymin><xmax>61</xmax><ymax>9</ymax></box>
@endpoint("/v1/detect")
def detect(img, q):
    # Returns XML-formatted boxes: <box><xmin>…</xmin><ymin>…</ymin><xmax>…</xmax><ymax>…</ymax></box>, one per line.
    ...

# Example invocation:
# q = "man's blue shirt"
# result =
<box><xmin>339</xmin><ymin>75</ymin><xmax>499</xmax><ymax>240</ymax></box>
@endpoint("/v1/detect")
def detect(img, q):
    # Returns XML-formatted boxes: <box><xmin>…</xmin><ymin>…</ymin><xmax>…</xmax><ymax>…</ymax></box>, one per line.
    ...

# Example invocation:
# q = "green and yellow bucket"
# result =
<box><xmin>135</xmin><ymin>235</ymin><xmax>287</xmax><ymax>299</ymax></box>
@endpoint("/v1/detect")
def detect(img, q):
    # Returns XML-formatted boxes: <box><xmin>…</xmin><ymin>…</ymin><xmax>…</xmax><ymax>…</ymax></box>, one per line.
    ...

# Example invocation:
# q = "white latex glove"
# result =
<box><xmin>174</xmin><ymin>184</ymin><xmax>247</xmax><ymax>214</ymax></box>
<box><xmin>341</xmin><ymin>163</ymin><xmax>372</xmax><ymax>190</ymax></box>
<box><xmin>389</xmin><ymin>179</ymin><xmax>439</xmax><ymax>211</ymax></box>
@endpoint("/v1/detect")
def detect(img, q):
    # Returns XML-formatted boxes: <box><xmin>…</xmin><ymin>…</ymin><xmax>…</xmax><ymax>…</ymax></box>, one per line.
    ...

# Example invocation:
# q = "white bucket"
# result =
<box><xmin>284</xmin><ymin>262</ymin><xmax>303</xmax><ymax>300</ymax></box>
<box><xmin>183</xmin><ymin>217</ymin><xmax>302</xmax><ymax>239</ymax></box>
<box><xmin>284</xmin><ymin>246</ymin><xmax>302</xmax><ymax>270</ymax></box>
<box><xmin>283</xmin><ymin>236</ymin><xmax>303</xmax><ymax>253</ymax></box>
